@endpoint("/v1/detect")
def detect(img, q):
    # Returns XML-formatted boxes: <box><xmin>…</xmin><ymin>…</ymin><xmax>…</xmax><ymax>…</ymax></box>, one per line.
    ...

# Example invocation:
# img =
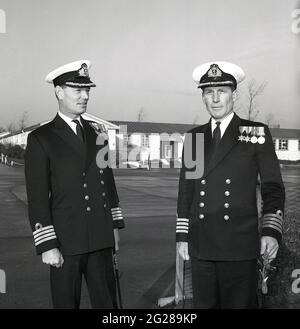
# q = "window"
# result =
<box><xmin>141</xmin><ymin>135</ymin><xmax>149</xmax><ymax>148</ymax></box>
<box><xmin>278</xmin><ymin>139</ymin><xmax>288</xmax><ymax>151</ymax></box>
<box><xmin>298</xmin><ymin>140</ymin><xmax>300</xmax><ymax>151</ymax></box>
<box><xmin>122</xmin><ymin>134</ymin><xmax>129</xmax><ymax>146</ymax></box>
<box><xmin>164</xmin><ymin>145</ymin><xmax>172</xmax><ymax>159</ymax></box>
<box><xmin>273</xmin><ymin>139</ymin><xmax>277</xmax><ymax>150</ymax></box>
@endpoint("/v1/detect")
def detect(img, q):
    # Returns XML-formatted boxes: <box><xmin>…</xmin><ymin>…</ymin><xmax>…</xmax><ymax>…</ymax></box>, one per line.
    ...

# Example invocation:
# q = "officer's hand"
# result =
<box><xmin>42</xmin><ymin>248</ymin><xmax>64</xmax><ymax>268</ymax></box>
<box><xmin>178</xmin><ymin>242</ymin><xmax>190</xmax><ymax>261</ymax></box>
<box><xmin>260</xmin><ymin>236</ymin><xmax>279</xmax><ymax>260</ymax></box>
<box><xmin>114</xmin><ymin>228</ymin><xmax>120</xmax><ymax>252</ymax></box>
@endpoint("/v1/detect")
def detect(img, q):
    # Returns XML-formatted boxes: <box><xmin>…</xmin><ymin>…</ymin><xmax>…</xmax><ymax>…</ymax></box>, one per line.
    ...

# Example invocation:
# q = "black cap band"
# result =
<box><xmin>199</xmin><ymin>64</ymin><xmax>237</xmax><ymax>90</ymax></box>
<box><xmin>53</xmin><ymin>63</ymin><xmax>96</xmax><ymax>87</ymax></box>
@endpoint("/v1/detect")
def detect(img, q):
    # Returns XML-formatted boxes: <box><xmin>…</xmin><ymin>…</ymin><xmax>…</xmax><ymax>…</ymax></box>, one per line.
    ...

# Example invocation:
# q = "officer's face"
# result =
<box><xmin>58</xmin><ymin>86</ymin><xmax>90</xmax><ymax>118</ymax></box>
<box><xmin>202</xmin><ymin>86</ymin><xmax>236</xmax><ymax>120</ymax></box>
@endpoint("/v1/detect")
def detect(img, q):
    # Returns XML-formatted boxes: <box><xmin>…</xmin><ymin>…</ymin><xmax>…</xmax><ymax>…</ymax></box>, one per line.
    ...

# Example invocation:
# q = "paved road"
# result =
<box><xmin>0</xmin><ymin>164</ymin><xmax>299</xmax><ymax>308</ymax></box>
<box><xmin>281</xmin><ymin>167</ymin><xmax>300</xmax><ymax>214</ymax></box>
<box><xmin>0</xmin><ymin>165</ymin><xmax>178</xmax><ymax>309</ymax></box>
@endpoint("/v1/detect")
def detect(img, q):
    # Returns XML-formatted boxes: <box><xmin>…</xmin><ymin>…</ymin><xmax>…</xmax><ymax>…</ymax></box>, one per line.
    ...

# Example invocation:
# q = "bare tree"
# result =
<box><xmin>5</xmin><ymin>112</ymin><xmax>29</xmax><ymax>133</ymax></box>
<box><xmin>137</xmin><ymin>107</ymin><xmax>147</xmax><ymax>122</ymax></box>
<box><xmin>233</xmin><ymin>89</ymin><xmax>242</xmax><ymax>113</ymax></box>
<box><xmin>264</xmin><ymin>113</ymin><xmax>280</xmax><ymax>128</ymax></box>
<box><xmin>244</xmin><ymin>79</ymin><xmax>267</xmax><ymax>121</ymax></box>
<box><xmin>0</xmin><ymin>126</ymin><xmax>6</xmax><ymax>133</ymax></box>
<box><xmin>18</xmin><ymin>111</ymin><xmax>28</xmax><ymax>130</ymax></box>
<box><xmin>6</xmin><ymin>122</ymin><xmax>17</xmax><ymax>133</ymax></box>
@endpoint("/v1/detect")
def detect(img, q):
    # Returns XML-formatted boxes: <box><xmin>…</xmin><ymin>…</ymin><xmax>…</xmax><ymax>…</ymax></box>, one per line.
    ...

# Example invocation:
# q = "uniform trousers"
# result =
<box><xmin>191</xmin><ymin>257</ymin><xmax>258</xmax><ymax>309</ymax></box>
<box><xmin>50</xmin><ymin>248</ymin><xmax>117</xmax><ymax>309</ymax></box>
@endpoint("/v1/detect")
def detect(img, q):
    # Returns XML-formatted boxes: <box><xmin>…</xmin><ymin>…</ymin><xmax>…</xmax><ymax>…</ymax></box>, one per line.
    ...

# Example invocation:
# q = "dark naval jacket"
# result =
<box><xmin>25</xmin><ymin>114</ymin><xmax>124</xmax><ymax>255</ymax></box>
<box><xmin>176</xmin><ymin>113</ymin><xmax>285</xmax><ymax>261</ymax></box>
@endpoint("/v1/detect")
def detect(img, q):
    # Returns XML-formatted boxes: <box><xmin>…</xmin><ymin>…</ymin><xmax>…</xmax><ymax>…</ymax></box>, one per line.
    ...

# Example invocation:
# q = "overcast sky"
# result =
<box><xmin>0</xmin><ymin>0</ymin><xmax>299</xmax><ymax>129</ymax></box>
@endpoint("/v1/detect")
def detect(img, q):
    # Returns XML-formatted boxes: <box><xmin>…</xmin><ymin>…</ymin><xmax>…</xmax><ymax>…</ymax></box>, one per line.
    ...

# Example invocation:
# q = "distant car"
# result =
<box><xmin>149</xmin><ymin>158</ymin><xmax>182</xmax><ymax>169</ymax></box>
<box><xmin>148</xmin><ymin>159</ymin><xmax>168</xmax><ymax>169</ymax></box>
<box><xmin>120</xmin><ymin>160</ymin><xmax>142</xmax><ymax>169</ymax></box>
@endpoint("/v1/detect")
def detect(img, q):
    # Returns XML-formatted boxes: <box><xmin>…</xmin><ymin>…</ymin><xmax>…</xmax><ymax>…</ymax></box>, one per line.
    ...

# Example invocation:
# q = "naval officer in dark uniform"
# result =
<box><xmin>25</xmin><ymin>60</ymin><xmax>124</xmax><ymax>309</ymax></box>
<box><xmin>176</xmin><ymin>61</ymin><xmax>285</xmax><ymax>308</ymax></box>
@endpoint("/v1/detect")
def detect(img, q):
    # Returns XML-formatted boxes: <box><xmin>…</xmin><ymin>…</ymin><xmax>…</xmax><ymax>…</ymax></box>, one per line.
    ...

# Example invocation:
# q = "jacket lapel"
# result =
<box><xmin>51</xmin><ymin>114</ymin><xmax>85</xmax><ymax>159</ymax></box>
<box><xmin>203</xmin><ymin>113</ymin><xmax>241</xmax><ymax>177</ymax></box>
<box><xmin>202</xmin><ymin>120</ymin><xmax>213</xmax><ymax>175</ymax></box>
<box><xmin>82</xmin><ymin>118</ymin><xmax>97</xmax><ymax>170</ymax></box>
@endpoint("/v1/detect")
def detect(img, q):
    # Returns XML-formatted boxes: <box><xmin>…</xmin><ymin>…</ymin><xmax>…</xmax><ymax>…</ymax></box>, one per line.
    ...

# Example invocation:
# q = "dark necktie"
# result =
<box><xmin>210</xmin><ymin>121</ymin><xmax>221</xmax><ymax>163</ymax></box>
<box><xmin>212</xmin><ymin>121</ymin><xmax>221</xmax><ymax>147</ymax></box>
<box><xmin>73</xmin><ymin>119</ymin><xmax>85</xmax><ymax>143</ymax></box>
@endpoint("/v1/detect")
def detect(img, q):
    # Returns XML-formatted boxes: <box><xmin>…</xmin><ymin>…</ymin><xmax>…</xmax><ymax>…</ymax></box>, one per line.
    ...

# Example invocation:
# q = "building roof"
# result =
<box><xmin>1</xmin><ymin>115</ymin><xmax>299</xmax><ymax>142</ymax></box>
<box><xmin>270</xmin><ymin>128</ymin><xmax>300</xmax><ymax>139</ymax></box>
<box><xmin>0</xmin><ymin>132</ymin><xmax>9</xmax><ymax>138</ymax></box>
<box><xmin>110</xmin><ymin>121</ymin><xmax>197</xmax><ymax>134</ymax></box>
<box><xmin>111</xmin><ymin>121</ymin><xmax>300</xmax><ymax>138</ymax></box>
<box><xmin>0</xmin><ymin>113</ymin><xmax>119</xmax><ymax>141</ymax></box>
<box><xmin>83</xmin><ymin>113</ymin><xmax>119</xmax><ymax>130</ymax></box>
<box><xmin>0</xmin><ymin>122</ymin><xmax>50</xmax><ymax>140</ymax></box>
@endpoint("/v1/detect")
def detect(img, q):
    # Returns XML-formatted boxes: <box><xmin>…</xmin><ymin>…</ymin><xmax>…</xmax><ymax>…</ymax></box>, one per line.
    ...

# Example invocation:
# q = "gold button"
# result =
<box><xmin>101</xmin><ymin>180</ymin><xmax>105</xmax><ymax>185</ymax></box>
<box><xmin>199</xmin><ymin>214</ymin><xmax>205</xmax><ymax>219</ymax></box>
<box><xmin>35</xmin><ymin>223</ymin><xmax>43</xmax><ymax>230</ymax></box>
<box><xmin>104</xmin><ymin>204</ymin><xmax>107</xmax><ymax>208</ymax></box>
<box><xmin>224</xmin><ymin>215</ymin><xmax>229</xmax><ymax>221</ymax></box>
<box><xmin>82</xmin><ymin>172</ymin><xmax>86</xmax><ymax>177</ymax></box>
<box><xmin>225</xmin><ymin>191</ymin><xmax>230</xmax><ymax>196</ymax></box>
<box><xmin>224</xmin><ymin>203</ymin><xmax>229</xmax><ymax>208</ymax></box>
<box><xmin>85</xmin><ymin>195</ymin><xmax>90</xmax><ymax>201</ymax></box>
<box><xmin>201</xmin><ymin>179</ymin><xmax>206</xmax><ymax>185</ymax></box>
<box><xmin>99</xmin><ymin>170</ymin><xmax>103</xmax><ymax>174</ymax></box>
<box><xmin>102</xmin><ymin>192</ymin><xmax>106</xmax><ymax>197</ymax></box>
<box><xmin>200</xmin><ymin>191</ymin><xmax>205</xmax><ymax>196</ymax></box>
<box><xmin>86</xmin><ymin>206</ymin><xmax>91</xmax><ymax>212</ymax></box>
<box><xmin>199</xmin><ymin>202</ymin><xmax>205</xmax><ymax>208</ymax></box>
<box><xmin>83</xmin><ymin>183</ymin><xmax>87</xmax><ymax>188</ymax></box>
<box><xmin>226</xmin><ymin>179</ymin><xmax>231</xmax><ymax>184</ymax></box>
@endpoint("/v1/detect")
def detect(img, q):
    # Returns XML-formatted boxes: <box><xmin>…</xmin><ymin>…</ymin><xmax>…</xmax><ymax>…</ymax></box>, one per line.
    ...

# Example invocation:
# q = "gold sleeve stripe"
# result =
<box><xmin>33</xmin><ymin>228</ymin><xmax>55</xmax><ymax>239</ymax></box>
<box><xmin>176</xmin><ymin>229</ymin><xmax>189</xmax><ymax>234</ymax></box>
<box><xmin>176</xmin><ymin>218</ymin><xmax>189</xmax><ymax>223</ymax></box>
<box><xmin>261</xmin><ymin>223</ymin><xmax>282</xmax><ymax>234</ymax></box>
<box><xmin>35</xmin><ymin>232</ymin><xmax>57</xmax><ymax>243</ymax></box>
<box><xmin>35</xmin><ymin>234</ymin><xmax>57</xmax><ymax>246</ymax></box>
<box><xmin>33</xmin><ymin>225</ymin><xmax>55</xmax><ymax>236</ymax></box>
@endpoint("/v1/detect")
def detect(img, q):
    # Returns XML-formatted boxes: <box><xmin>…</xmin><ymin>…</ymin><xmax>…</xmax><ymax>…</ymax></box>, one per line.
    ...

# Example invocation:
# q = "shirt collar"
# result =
<box><xmin>58</xmin><ymin>111</ymin><xmax>82</xmax><ymax>126</ymax></box>
<box><xmin>211</xmin><ymin>111</ymin><xmax>234</xmax><ymax>138</ymax></box>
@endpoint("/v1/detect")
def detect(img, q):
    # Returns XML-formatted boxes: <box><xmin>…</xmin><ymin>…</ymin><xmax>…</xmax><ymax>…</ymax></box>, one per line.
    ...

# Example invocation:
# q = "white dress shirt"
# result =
<box><xmin>211</xmin><ymin>111</ymin><xmax>234</xmax><ymax>139</ymax></box>
<box><xmin>58</xmin><ymin>111</ymin><xmax>83</xmax><ymax>135</ymax></box>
